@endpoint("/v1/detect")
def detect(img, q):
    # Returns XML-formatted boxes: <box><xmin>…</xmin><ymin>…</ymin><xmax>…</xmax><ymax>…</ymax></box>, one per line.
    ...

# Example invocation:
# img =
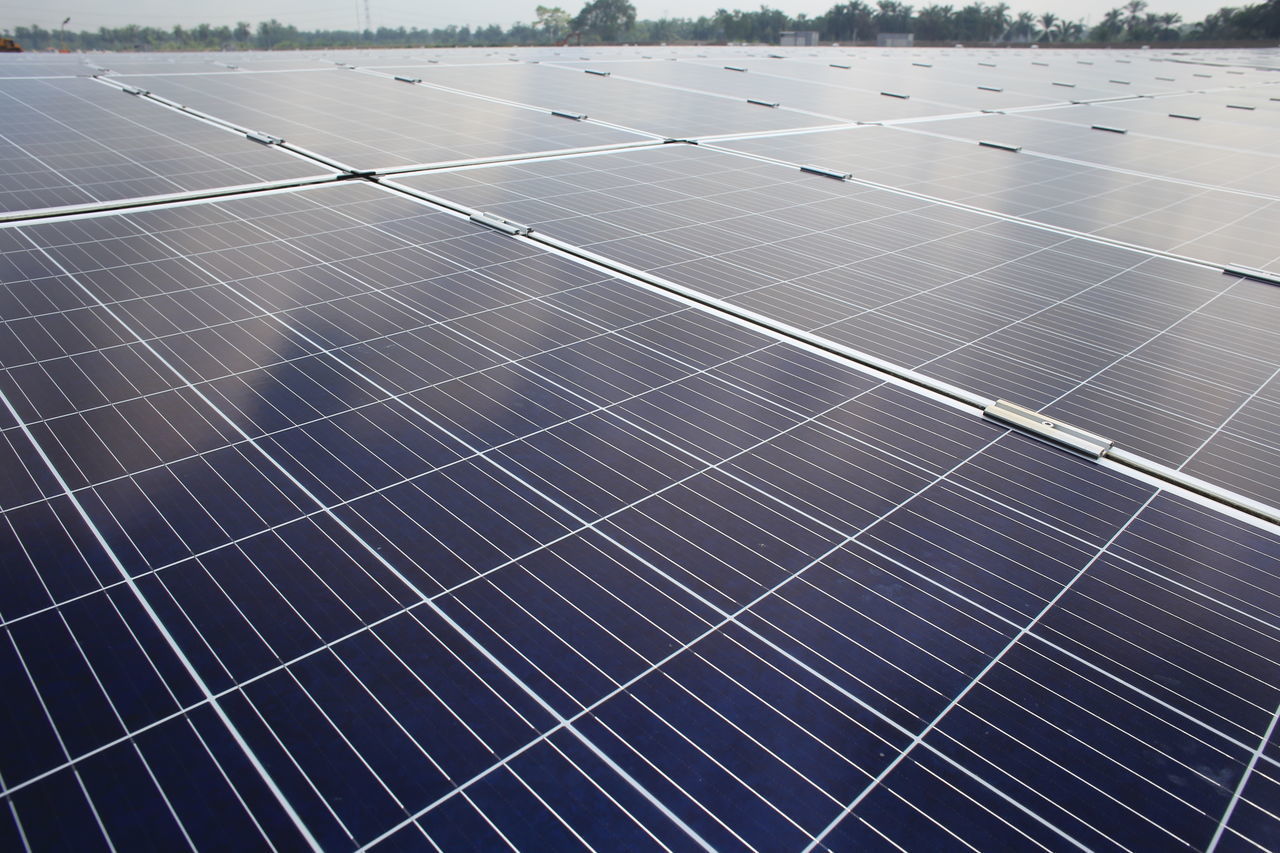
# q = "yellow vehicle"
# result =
<box><xmin>0</xmin><ymin>38</ymin><xmax>23</xmax><ymax>52</ymax></box>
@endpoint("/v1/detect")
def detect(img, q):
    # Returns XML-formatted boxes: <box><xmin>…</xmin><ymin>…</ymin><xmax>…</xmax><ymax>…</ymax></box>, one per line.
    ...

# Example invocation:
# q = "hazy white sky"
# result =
<box><xmin>2</xmin><ymin>0</ymin><xmax>1230</xmax><ymax>33</ymax></box>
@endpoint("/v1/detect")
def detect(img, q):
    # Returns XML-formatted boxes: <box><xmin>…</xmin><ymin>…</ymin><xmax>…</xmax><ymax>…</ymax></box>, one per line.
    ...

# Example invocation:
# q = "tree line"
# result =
<box><xmin>4</xmin><ymin>0</ymin><xmax>1277</xmax><ymax>51</ymax></box>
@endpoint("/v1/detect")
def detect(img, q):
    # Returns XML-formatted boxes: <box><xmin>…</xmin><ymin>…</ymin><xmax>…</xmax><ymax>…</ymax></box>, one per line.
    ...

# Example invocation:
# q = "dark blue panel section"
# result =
<box><xmin>441</xmin><ymin>532</ymin><xmax>719</xmax><ymax>716</ymax></box>
<box><xmin>0</xmin><ymin>76</ymin><xmax>322</xmax><ymax>214</ymax></box>
<box><xmin>145</xmin><ymin>316</ymin><xmax>322</xmax><ymax>385</ymax></box>
<box><xmin>534</xmin><ymin>729</ymin><xmax>699</xmax><ymax>852</ymax></box>
<box><xmin>837</xmin><ymin>748</ymin><xmax>1081</xmax><ymax>852</ymax></box>
<box><xmin>287</xmin><ymin>650</ymin><xmax>456</xmax><ymax>815</ymax></box>
<box><xmin>77</xmin><ymin>739</ymin><xmax>191</xmax><ymax>851</ymax></box>
<box><xmin>224</xmin><ymin>598</ymin><xmax>567</xmax><ymax>847</ymax></box>
<box><xmin>948</xmin><ymin>435</ymin><xmax>1155</xmax><ymax>544</ymax></box>
<box><xmin>515</xmin><ymin>326</ymin><xmax>699</xmax><ymax>407</ymax></box>
<box><xmin>740</xmin><ymin>541</ymin><xmax>1013</xmax><ymax>730</ymax></box>
<box><xmin>227</xmin><ymin>677</ymin><xmax>399</xmax><ymax>848</ymax></box>
<box><xmin>0</xmin><ymin>306</ymin><xmax>129</xmax><ymax>368</ymax></box>
<box><xmin>444</xmin><ymin>728</ymin><xmax>688</xmax><ymax>852</ymax></box>
<box><xmin>608</xmin><ymin>371</ymin><xmax>809</xmax><ymax>460</ymax></box>
<box><xmin>0</xmin><ymin>343</ymin><xmax>180</xmax><ymax>423</ymax></box>
<box><xmin>1108</xmin><ymin>493</ymin><xmax>1280</xmax><ymax>633</ymax></box>
<box><xmin>405</xmin><ymin>363</ymin><xmax>595</xmax><ymax>454</ymax></box>
<box><xmin>1037</xmin><ymin>543</ymin><xmax>1280</xmax><ymax>745</ymax></box>
<box><xmin>369</xmin><ymin>609</ymin><xmax>556</xmax><ymax>757</ymax></box>
<box><xmin>61</xmin><ymin>587</ymin><xmax>199</xmax><ymax>731</ymax></box>
<box><xmin>454</xmin><ymin>766</ymin><xmax>597</xmax><ymax>850</ymax></box>
<box><xmin>860</xmin><ymin>477</ymin><xmax>1104</xmax><ymax>624</ymax></box>
<box><xmin>7</xmin><ymin>766</ymin><xmax>111</xmax><ymax>853</ymax></box>
<box><xmin>0</xmin><ymin>628</ymin><xmax>69</xmax><ymax>785</ymax></box>
<box><xmin>142</xmin><ymin>560</ymin><xmax>267</xmax><ymax>692</ymax></box>
<box><xmin>134</xmin><ymin>707</ymin><xmax>310</xmax><ymax>852</ymax></box>
<box><xmin>0</xmin><ymin>428</ymin><xmax>60</xmax><ymax>510</ymax></box>
<box><xmin>723</xmin><ymin>385</ymin><xmax>999</xmax><ymax>535</ymax></box>
<box><xmin>929</xmin><ymin>638</ymin><xmax>1251</xmax><ymax>850</ymax></box>
<box><xmin>366</xmin><ymin>821</ymin><xmax>434</xmax><ymax>852</ymax></box>
<box><xmin>446</xmin><ymin>298</ymin><xmax>610</xmax><ymax>362</ymax></box>
<box><xmin>143</xmin><ymin>513</ymin><xmax>416</xmax><ymax>688</ymax></box>
<box><xmin>0</xmin><ymin>496</ymin><xmax>113</xmax><ymax>623</ymax></box>
<box><xmin>599</xmin><ymin>467</ymin><xmax>844</xmax><ymax>611</ymax></box>
<box><xmin>199</xmin><ymin>355</ymin><xmax>388</xmax><ymax>436</ymax></box>
<box><xmin>490</xmin><ymin>412</ymin><xmax>702</xmax><ymax>519</ymax></box>
<box><xmin>259</xmin><ymin>399</ymin><xmax>466</xmax><ymax>505</ymax></box>
<box><xmin>83</xmin><ymin>445</ymin><xmax>312</xmax><ymax>573</ymax></box>
<box><xmin>0</xmin><ymin>801</ymin><xmax>22</xmax><ymax>853</ymax></box>
<box><xmin>578</xmin><ymin>624</ymin><xmax>912</xmax><ymax>852</ymax></box>
<box><xmin>31</xmin><ymin>388</ymin><xmax>237</xmax><ymax>490</ymax></box>
<box><xmin>326</xmin><ymin>325</ymin><xmax>504</xmax><ymax>398</ymax></box>
<box><xmin>415</xmin><ymin>790</ymin><xmax>509</xmax><ymax>851</ymax></box>
<box><xmin>1219</xmin><ymin>750</ymin><xmax>1280</xmax><ymax>852</ymax></box>
<box><xmin>184</xmin><ymin>702</ymin><xmax>317</xmax><ymax>851</ymax></box>
<box><xmin>6</xmin><ymin>606</ymin><xmax>126</xmax><ymax>761</ymax></box>
<box><xmin>335</xmin><ymin>459</ymin><xmax>577</xmax><ymax>595</ymax></box>
<box><xmin>706</xmin><ymin>344</ymin><xmax>883</xmax><ymax>416</ymax></box>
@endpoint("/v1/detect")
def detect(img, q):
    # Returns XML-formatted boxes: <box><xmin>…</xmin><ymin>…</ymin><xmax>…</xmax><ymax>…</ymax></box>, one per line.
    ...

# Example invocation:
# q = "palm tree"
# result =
<box><xmin>1038</xmin><ymin>10</ymin><xmax>1058</xmax><ymax>41</ymax></box>
<box><xmin>1158</xmin><ymin>11</ymin><xmax>1182</xmax><ymax>38</ymax></box>
<box><xmin>990</xmin><ymin>2</ymin><xmax>1012</xmax><ymax>40</ymax></box>
<box><xmin>915</xmin><ymin>4</ymin><xmax>956</xmax><ymax>39</ymax></box>
<box><xmin>875</xmin><ymin>0</ymin><xmax>915</xmax><ymax>32</ymax></box>
<box><xmin>1124</xmin><ymin>0</ymin><xmax>1148</xmax><ymax>35</ymax></box>
<box><xmin>1097</xmin><ymin>6</ymin><xmax>1124</xmax><ymax>40</ymax></box>
<box><xmin>1009</xmin><ymin>10</ymin><xmax>1035</xmax><ymax>41</ymax></box>
<box><xmin>824</xmin><ymin>1</ymin><xmax>874</xmax><ymax>41</ymax></box>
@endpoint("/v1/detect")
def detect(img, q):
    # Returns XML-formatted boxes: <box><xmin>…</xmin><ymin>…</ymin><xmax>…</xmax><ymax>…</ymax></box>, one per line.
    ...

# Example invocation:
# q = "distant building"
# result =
<box><xmin>877</xmin><ymin>32</ymin><xmax>914</xmax><ymax>46</ymax></box>
<box><xmin>779</xmin><ymin>31</ymin><xmax>819</xmax><ymax>47</ymax></box>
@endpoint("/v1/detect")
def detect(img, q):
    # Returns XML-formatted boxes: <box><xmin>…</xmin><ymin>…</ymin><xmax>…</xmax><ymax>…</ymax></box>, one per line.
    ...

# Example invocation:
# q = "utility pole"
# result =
<box><xmin>59</xmin><ymin>16</ymin><xmax>70</xmax><ymax>52</ymax></box>
<box><xmin>364</xmin><ymin>0</ymin><xmax>373</xmax><ymax>38</ymax></box>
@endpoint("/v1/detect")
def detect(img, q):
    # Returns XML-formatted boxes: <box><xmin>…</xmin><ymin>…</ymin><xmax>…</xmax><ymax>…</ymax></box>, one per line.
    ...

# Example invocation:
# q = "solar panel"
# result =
<box><xmin>898</xmin><ymin>111</ymin><xmax>1280</xmax><ymax>192</ymax></box>
<box><xmin>509</xmin><ymin>60</ymin><xmax>968</xmax><ymax>120</ymax></box>
<box><xmin>1</xmin><ymin>45</ymin><xmax>1279</xmax><ymax>852</ymax></box>
<box><xmin>118</xmin><ymin>70</ymin><xmax>649</xmax><ymax>171</ymax></box>
<box><xmin>390</xmin><ymin>144</ymin><xmax>1280</xmax><ymax>488</ymax></box>
<box><xmin>719</xmin><ymin>124</ymin><xmax>1280</xmax><ymax>269</ymax></box>
<box><xmin>368</xmin><ymin>63</ymin><xmax>840</xmax><ymax>138</ymax></box>
<box><xmin>0</xmin><ymin>77</ymin><xmax>327</xmax><ymax>214</ymax></box>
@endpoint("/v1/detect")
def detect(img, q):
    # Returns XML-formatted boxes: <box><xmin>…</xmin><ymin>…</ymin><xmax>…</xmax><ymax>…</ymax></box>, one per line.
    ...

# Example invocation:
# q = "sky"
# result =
<box><xmin>3</xmin><ymin>0</ymin><xmax>1230</xmax><ymax>34</ymax></box>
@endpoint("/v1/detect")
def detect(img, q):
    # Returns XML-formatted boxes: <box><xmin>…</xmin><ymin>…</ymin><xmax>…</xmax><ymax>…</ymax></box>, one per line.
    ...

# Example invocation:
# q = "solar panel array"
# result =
<box><xmin>1</xmin><ymin>43</ymin><xmax>1279</xmax><ymax>852</ymax></box>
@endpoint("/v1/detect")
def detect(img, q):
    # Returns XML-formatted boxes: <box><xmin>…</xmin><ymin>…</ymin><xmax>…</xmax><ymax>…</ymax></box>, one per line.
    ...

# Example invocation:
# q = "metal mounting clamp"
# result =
<box><xmin>470</xmin><ymin>212</ymin><xmax>532</xmax><ymax>236</ymax></box>
<box><xmin>245</xmin><ymin>131</ymin><xmax>285</xmax><ymax>145</ymax></box>
<box><xmin>1224</xmin><ymin>264</ymin><xmax>1280</xmax><ymax>286</ymax></box>
<box><xmin>800</xmin><ymin>165</ymin><xmax>851</xmax><ymax>180</ymax></box>
<box><xmin>984</xmin><ymin>400</ymin><xmax>1113</xmax><ymax>458</ymax></box>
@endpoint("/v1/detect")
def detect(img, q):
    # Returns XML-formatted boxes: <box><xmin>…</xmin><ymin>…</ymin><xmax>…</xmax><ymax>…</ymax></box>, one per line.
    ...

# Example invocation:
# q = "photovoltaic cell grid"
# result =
<box><xmin>0</xmin><ymin>45</ymin><xmax>1278</xmax><ymax>853</ymax></box>
<box><xmin>901</xmin><ymin>110</ymin><xmax>1280</xmax><ymax>193</ymax></box>
<box><xmin>719</xmin><ymin>124</ymin><xmax>1280</xmax><ymax>270</ymax></box>
<box><xmin>102</xmin><ymin>70</ymin><xmax>648</xmax><ymax>171</ymax></box>
<box><xmin>0</xmin><ymin>77</ymin><xmax>327</xmax><ymax>214</ymax></box>
<box><xmin>394</xmin><ymin>144</ymin><xmax>1280</xmax><ymax>506</ymax></box>
<box><xmin>375</xmin><ymin>61</ymin><xmax>958</xmax><ymax>126</ymax></box>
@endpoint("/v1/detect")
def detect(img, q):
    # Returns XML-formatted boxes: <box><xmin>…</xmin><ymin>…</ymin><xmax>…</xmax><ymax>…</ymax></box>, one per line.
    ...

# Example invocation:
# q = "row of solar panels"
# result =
<box><xmin>6</xmin><ymin>54</ymin><xmax>1275</xmax><ymax>505</ymax></box>
<box><xmin>1</xmin><ymin>46</ymin><xmax>1278</xmax><ymax>852</ymax></box>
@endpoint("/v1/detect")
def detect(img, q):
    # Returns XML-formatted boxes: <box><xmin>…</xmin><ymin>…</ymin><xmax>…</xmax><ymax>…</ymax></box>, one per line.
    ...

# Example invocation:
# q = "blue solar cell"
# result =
<box><xmin>923</xmin><ymin>641</ymin><xmax>1247</xmax><ymax>850</ymax></box>
<box><xmin>7</xmin><ymin>766</ymin><xmax>114</xmax><ymax>851</ymax></box>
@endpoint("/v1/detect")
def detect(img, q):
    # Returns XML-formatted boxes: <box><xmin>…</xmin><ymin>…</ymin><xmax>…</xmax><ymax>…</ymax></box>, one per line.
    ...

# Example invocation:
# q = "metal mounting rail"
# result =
<box><xmin>0</xmin><ymin>175</ymin><xmax>344</xmax><ymax>226</ymax></box>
